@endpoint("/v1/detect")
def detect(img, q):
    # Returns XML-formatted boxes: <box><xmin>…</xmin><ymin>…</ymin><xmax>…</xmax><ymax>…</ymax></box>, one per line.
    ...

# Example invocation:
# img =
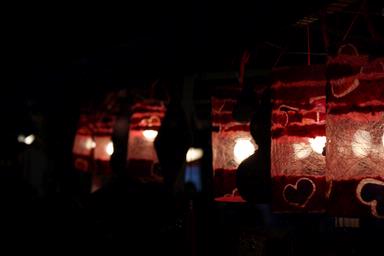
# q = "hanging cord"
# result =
<box><xmin>307</xmin><ymin>24</ymin><xmax>311</xmax><ymax>66</ymax></box>
<box><xmin>267</xmin><ymin>27</ymin><xmax>294</xmax><ymax>67</ymax></box>
<box><xmin>238</xmin><ymin>49</ymin><xmax>250</xmax><ymax>87</ymax></box>
<box><xmin>149</xmin><ymin>79</ymin><xmax>160</xmax><ymax>99</ymax></box>
<box><xmin>320</xmin><ymin>9</ymin><xmax>330</xmax><ymax>52</ymax></box>
<box><xmin>342</xmin><ymin>0</ymin><xmax>367</xmax><ymax>42</ymax></box>
<box><xmin>342</xmin><ymin>10</ymin><xmax>360</xmax><ymax>41</ymax></box>
<box><xmin>274</xmin><ymin>47</ymin><xmax>287</xmax><ymax>67</ymax></box>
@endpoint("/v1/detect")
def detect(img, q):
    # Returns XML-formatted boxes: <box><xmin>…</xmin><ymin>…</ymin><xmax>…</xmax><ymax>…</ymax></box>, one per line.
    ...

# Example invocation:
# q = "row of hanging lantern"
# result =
<box><xmin>71</xmin><ymin>44</ymin><xmax>383</xmax><ymax>218</ymax></box>
<box><xmin>72</xmin><ymin>112</ymin><xmax>116</xmax><ymax>191</ymax></box>
<box><xmin>268</xmin><ymin>44</ymin><xmax>384</xmax><ymax>218</ymax></box>
<box><xmin>212</xmin><ymin>44</ymin><xmax>384</xmax><ymax>219</ymax></box>
<box><xmin>72</xmin><ymin>95</ymin><xmax>167</xmax><ymax>191</ymax></box>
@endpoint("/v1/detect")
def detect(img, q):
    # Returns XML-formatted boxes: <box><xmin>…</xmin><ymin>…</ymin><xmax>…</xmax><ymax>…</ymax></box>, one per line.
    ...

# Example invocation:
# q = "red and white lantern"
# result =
<box><xmin>127</xmin><ymin>100</ymin><xmax>165</xmax><ymax>180</ymax></box>
<box><xmin>326</xmin><ymin>45</ymin><xmax>384</xmax><ymax>218</ymax></box>
<box><xmin>271</xmin><ymin>65</ymin><xmax>327</xmax><ymax>212</ymax></box>
<box><xmin>72</xmin><ymin>114</ymin><xmax>115</xmax><ymax>191</ymax></box>
<box><xmin>212</xmin><ymin>94</ymin><xmax>257</xmax><ymax>200</ymax></box>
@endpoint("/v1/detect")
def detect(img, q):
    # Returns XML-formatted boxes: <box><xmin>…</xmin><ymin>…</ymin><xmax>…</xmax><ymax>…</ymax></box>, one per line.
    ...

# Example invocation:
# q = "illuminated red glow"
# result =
<box><xmin>271</xmin><ymin>65</ymin><xmax>327</xmax><ymax>212</ymax></box>
<box><xmin>127</xmin><ymin>100</ymin><xmax>165</xmax><ymax>178</ymax></box>
<box><xmin>326</xmin><ymin>55</ymin><xmax>384</xmax><ymax>218</ymax></box>
<box><xmin>212</xmin><ymin>96</ymin><xmax>256</xmax><ymax>198</ymax></box>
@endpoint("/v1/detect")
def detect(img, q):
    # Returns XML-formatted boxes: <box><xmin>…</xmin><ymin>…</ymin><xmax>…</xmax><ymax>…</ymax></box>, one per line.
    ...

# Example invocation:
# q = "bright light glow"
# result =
<box><xmin>24</xmin><ymin>135</ymin><xmax>35</xmax><ymax>145</ymax></box>
<box><xmin>17</xmin><ymin>135</ymin><xmax>25</xmax><ymax>143</ymax></box>
<box><xmin>382</xmin><ymin>133</ymin><xmax>384</xmax><ymax>147</ymax></box>
<box><xmin>106</xmin><ymin>141</ymin><xmax>114</xmax><ymax>156</ymax></box>
<box><xmin>85</xmin><ymin>138</ymin><xmax>96</xmax><ymax>150</ymax></box>
<box><xmin>352</xmin><ymin>130</ymin><xmax>372</xmax><ymax>158</ymax></box>
<box><xmin>233</xmin><ymin>138</ymin><xmax>255</xmax><ymax>164</ymax></box>
<box><xmin>142</xmin><ymin>129</ymin><xmax>158</xmax><ymax>142</ymax></box>
<box><xmin>309</xmin><ymin>136</ymin><xmax>326</xmax><ymax>154</ymax></box>
<box><xmin>18</xmin><ymin>134</ymin><xmax>35</xmax><ymax>145</ymax></box>
<box><xmin>186</xmin><ymin>147</ymin><xmax>204</xmax><ymax>162</ymax></box>
<box><xmin>293</xmin><ymin>143</ymin><xmax>312</xmax><ymax>159</ymax></box>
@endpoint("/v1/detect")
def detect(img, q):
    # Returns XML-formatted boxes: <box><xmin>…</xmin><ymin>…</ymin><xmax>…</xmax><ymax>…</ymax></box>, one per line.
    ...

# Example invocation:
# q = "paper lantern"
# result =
<box><xmin>326</xmin><ymin>46</ymin><xmax>384</xmax><ymax>218</ymax></box>
<box><xmin>127</xmin><ymin>100</ymin><xmax>165</xmax><ymax>180</ymax></box>
<box><xmin>271</xmin><ymin>65</ymin><xmax>327</xmax><ymax>212</ymax></box>
<box><xmin>72</xmin><ymin>114</ymin><xmax>115</xmax><ymax>191</ymax></box>
<box><xmin>212</xmin><ymin>96</ymin><xmax>257</xmax><ymax>200</ymax></box>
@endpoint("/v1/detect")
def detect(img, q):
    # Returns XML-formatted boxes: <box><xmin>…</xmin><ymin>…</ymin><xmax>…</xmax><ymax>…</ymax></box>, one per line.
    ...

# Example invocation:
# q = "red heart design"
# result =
<box><xmin>330</xmin><ymin>75</ymin><xmax>360</xmax><ymax>98</ymax></box>
<box><xmin>272</xmin><ymin>111</ymin><xmax>289</xmax><ymax>127</ymax></box>
<box><xmin>356</xmin><ymin>178</ymin><xmax>384</xmax><ymax>219</ymax></box>
<box><xmin>283</xmin><ymin>178</ymin><xmax>316</xmax><ymax>208</ymax></box>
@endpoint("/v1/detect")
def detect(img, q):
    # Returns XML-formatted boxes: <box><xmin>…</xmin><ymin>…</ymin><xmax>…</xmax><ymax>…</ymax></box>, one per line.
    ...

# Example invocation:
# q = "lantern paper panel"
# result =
<box><xmin>326</xmin><ymin>55</ymin><xmax>384</xmax><ymax>218</ymax></box>
<box><xmin>271</xmin><ymin>65</ymin><xmax>327</xmax><ymax>212</ymax></box>
<box><xmin>72</xmin><ymin>113</ymin><xmax>116</xmax><ymax>192</ymax></box>
<box><xmin>127</xmin><ymin>100</ymin><xmax>165</xmax><ymax>179</ymax></box>
<box><xmin>72</xmin><ymin>114</ymin><xmax>115</xmax><ymax>173</ymax></box>
<box><xmin>212</xmin><ymin>97</ymin><xmax>257</xmax><ymax>199</ymax></box>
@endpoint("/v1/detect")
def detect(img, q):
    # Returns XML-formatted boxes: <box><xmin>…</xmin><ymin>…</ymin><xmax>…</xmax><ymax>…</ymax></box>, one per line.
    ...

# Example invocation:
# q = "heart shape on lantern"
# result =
<box><xmin>331</xmin><ymin>75</ymin><xmax>360</xmax><ymax>98</ymax></box>
<box><xmin>356</xmin><ymin>178</ymin><xmax>384</xmax><ymax>219</ymax></box>
<box><xmin>272</xmin><ymin>111</ymin><xmax>289</xmax><ymax>127</ymax></box>
<box><xmin>283</xmin><ymin>178</ymin><xmax>316</xmax><ymax>208</ymax></box>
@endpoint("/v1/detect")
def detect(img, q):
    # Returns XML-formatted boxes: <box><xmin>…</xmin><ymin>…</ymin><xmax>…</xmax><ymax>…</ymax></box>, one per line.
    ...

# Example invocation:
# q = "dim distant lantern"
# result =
<box><xmin>326</xmin><ymin>46</ymin><xmax>384</xmax><ymax>218</ymax></box>
<box><xmin>127</xmin><ymin>100</ymin><xmax>165</xmax><ymax>179</ymax></box>
<box><xmin>94</xmin><ymin>137</ymin><xmax>114</xmax><ymax>160</ymax></box>
<box><xmin>17</xmin><ymin>134</ymin><xmax>36</xmax><ymax>145</ymax></box>
<box><xmin>186</xmin><ymin>147</ymin><xmax>204</xmax><ymax>163</ymax></box>
<box><xmin>271</xmin><ymin>65</ymin><xmax>327</xmax><ymax>212</ymax></box>
<box><xmin>211</xmin><ymin>95</ymin><xmax>258</xmax><ymax>199</ymax></box>
<box><xmin>73</xmin><ymin>115</ymin><xmax>115</xmax><ymax>167</ymax></box>
<box><xmin>72</xmin><ymin>113</ymin><xmax>116</xmax><ymax>192</ymax></box>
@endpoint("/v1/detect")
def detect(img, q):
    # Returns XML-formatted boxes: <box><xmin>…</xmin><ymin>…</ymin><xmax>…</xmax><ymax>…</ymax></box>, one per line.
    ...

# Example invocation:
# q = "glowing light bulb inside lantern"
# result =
<box><xmin>293</xmin><ymin>143</ymin><xmax>312</xmax><ymax>159</ymax></box>
<box><xmin>309</xmin><ymin>136</ymin><xmax>326</xmax><ymax>155</ymax></box>
<box><xmin>85</xmin><ymin>138</ymin><xmax>96</xmax><ymax>150</ymax></box>
<box><xmin>18</xmin><ymin>134</ymin><xmax>35</xmax><ymax>145</ymax></box>
<box><xmin>142</xmin><ymin>129</ymin><xmax>158</xmax><ymax>142</ymax></box>
<box><xmin>106</xmin><ymin>141</ymin><xmax>114</xmax><ymax>156</ymax></box>
<box><xmin>352</xmin><ymin>129</ymin><xmax>372</xmax><ymax>158</ymax></box>
<box><xmin>233</xmin><ymin>138</ymin><xmax>256</xmax><ymax>164</ymax></box>
<box><xmin>24</xmin><ymin>135</ymin><xmax>36</xmax><ymax>145</ymax></box>
<box><xmin>186</xmin><ymin>147</ymin><xmax>204</xmax><ymax>163</ymax></box>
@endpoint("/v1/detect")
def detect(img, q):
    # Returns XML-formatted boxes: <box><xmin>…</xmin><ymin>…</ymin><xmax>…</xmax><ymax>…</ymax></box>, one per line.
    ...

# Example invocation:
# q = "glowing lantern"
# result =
<box><xmin>18</xmin><ymin>134</ymin><xmax>36</xmax><ymax>145</ymax></box>
<box><xmin>72</xmin><ymin>113</ymin><xmax>116</xmax><ymax>192</ymax></box>
<box><xmin>271</xmin><ymin>65</ymin><xmax>327</xmax><ymax>212</ymax></box>
<box><xmin>326</xmin><ymin>46</ymin><xmax>384</xmax><ymax>218</ymax></box>
<box><xmin>211</xmin><ymin>94</ymin><xmax>258</xmax><ymax>200</ymax></box>
<box><xmin>186</xmin><ymin>147</ymin><xmax>204</xmax><ymax>163</ymax></box>
<box><xmin>127</xmin><ymin>100</ymin><xmax>165</xmax><ymax>179</ymax></box>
